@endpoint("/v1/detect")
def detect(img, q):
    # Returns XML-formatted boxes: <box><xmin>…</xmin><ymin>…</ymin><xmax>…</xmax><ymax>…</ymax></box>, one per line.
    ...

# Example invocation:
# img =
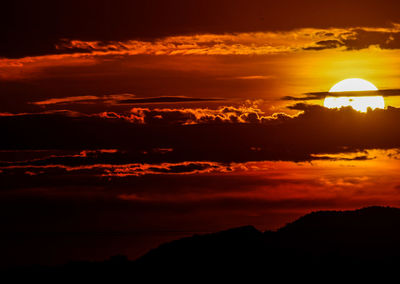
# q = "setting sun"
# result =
<box><xmin>329</xmin><ymin>78</ymin><xmax>378</xmax><ymax>92</ymax></box>
<box><xmin>324</xmin><ymin>78</ymin><xmax>384</xmax><ymax>112</ymax></box>
<box><xmin>6</xmin><ymin>1</ymin><xmax>400</xmax><ymax>276</ymax></box>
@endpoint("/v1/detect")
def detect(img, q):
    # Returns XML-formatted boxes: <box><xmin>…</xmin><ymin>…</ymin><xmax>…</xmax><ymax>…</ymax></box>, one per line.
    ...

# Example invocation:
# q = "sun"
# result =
<box><xmin>329</xmin><ymin>78</ymin><xmax>378</xmax><ymax>93</ymax></box>
<box><xmin>324</xmin><ymin>78</ymin><xmax>384</xmax><ymax>112</ymax></box>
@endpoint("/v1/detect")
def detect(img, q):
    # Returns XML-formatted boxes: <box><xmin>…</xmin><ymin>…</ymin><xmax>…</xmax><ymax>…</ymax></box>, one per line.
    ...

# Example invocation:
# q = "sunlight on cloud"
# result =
<box><xmin>324</xmin><ymin>96</ymin><xmax>385</xmax><ymax>112</ymax></box>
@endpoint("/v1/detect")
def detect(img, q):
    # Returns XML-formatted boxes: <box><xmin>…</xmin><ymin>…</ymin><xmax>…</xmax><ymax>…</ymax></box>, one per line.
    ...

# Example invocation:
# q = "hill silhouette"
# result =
<box><xmin>6</xmin><ymin>206</ymin><xmax>400</xmax><ymax>280</ymax></box>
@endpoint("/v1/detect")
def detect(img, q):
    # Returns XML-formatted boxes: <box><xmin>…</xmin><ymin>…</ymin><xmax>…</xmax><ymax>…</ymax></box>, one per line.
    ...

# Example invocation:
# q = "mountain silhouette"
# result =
<box><xmin>6</xmin><ymin>206</ymin><xmax>400</xmax><ymax>280</ymax></box>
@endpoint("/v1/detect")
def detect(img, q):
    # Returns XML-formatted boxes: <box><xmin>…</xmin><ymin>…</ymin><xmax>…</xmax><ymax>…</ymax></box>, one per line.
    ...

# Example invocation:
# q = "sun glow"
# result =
<box><xmin>324</xmin><ymin>78</ymin><xmax>384</xmax><ymax>112</ymax></box>
<box><xmin>324</xmin><ymin>96</ymin><xmax>385</xmax><ymax>112</ymax></box>
<box><xmin>329</xmin><ymin>78</ymin><xmax>378</xmax><ymax>93</ymax></box>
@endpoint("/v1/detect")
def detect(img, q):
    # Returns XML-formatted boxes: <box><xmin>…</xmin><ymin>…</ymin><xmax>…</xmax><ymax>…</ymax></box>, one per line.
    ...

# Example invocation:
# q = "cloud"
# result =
<box><xmin>32</xmin><ymin>94</ymin><xmax>135</xmax><ymax>106</ymax></box>
<box><xmin>116</xmin><ymin>97</ymin><xmax>223</xmax><ymax>104</ymax></box>
<box><xmin>94</xmin><ymin>101</ymin><xmax>290</xmax><ymax>125</ymax></box>
<box><xmin>283</xmin><ymin>89</ymin><xmax>400</xmax><ymax>101</ymax></box>
<box><xmin>104</xmin><ymin>162</ymin><xmax>226</xmax><ymax>177</ymax></box>
<box><xmin>0</xmin><ymin>29</ymin><xmax>338</xmax><ymax>64</ymax></box>
<box><xmin>229</xmin><ymin>76</ymin><xmax>275</xmax><ymax>80</ymax></box>
<box><xmin>45</xmin><ymin>29</ymin><xmax>354</xmax><ymax>56</ymax></box>
<box><xmin>0</xmin><ymin>148</ymin><xmax>378</xmax><ymax>184</ymax></box>
<box><xmin>302</xmin><ymin>25</ymin><xmax>400</xmax><ymax>51</ymax></box>
<box><xmin>343</xmin><ymin>29</ymin><xmax>400</xmax><ymax>50</ymax></box>
<box><xmin>310</xmin><ymin>153</ymin><xmax>372</xmax><ymax>161</ymax></box>
<box><xmin>3</xmin><ymin>25</ymin><xmax>400</xmax><ymax>85</ymax></box>
<box><xmin>3</xmin><ymin>104</ymin><xmax>400</xmax><ymax>166</ymax></box>
<box><xmin>0</xmin><ymin>161</ymin><xmax>229</xmax><ymax>180</ymax></box>
<box><xmin>3</xmin><ymin>25</ymin><xmax>400</xmax><ymax>65</ymax></box>
<box><xmin>4</xmin><ymin>0</ymin><xmax>400</xmax><ymax>59</ymax></box>
<box><xmin>303</xmin><ymin>40</ymin><xmax>344</xmax><ymax>51</ymax></box>
<box><xmin>124</xmin><ymin>106</ymin><xmax>271</xmax><ymax>125</ymax></box>
<box><xmin>31</xmin><ymin>94</ymin><xmax>221</xmax><ymax>107</ymax></box>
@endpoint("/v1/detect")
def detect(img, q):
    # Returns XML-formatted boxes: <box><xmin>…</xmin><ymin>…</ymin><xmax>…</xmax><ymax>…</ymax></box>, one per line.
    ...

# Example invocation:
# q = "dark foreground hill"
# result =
<box><xmin>6</xmin><ymin>206</ymin><xmax>400</xmax><ymax>280</ymax></box>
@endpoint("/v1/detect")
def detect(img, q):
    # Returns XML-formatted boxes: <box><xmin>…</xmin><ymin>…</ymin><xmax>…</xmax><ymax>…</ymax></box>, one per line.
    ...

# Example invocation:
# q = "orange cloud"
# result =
<box><xmin>1</xmin><ymin>25</ymin><xmax>400</xmax><ymax>85</ymax></box>
<box><xmin>32</xmin><ymin>94</ymin><xmax>137</xmax><ymax>106</ymax></box>
<box><xmin>55</xmin><ymin>29</ymin><xmax>348</xmax><ymax>56</ymax></box>
<box><xmin>55</xmin><ymin>26</ymin><xmax>400</xmax><ymax>56</ymax></box>
<box><xmin>96</xmin><ymin>101</ymin><xmax>296</xmax><ymax>125</ymax></box>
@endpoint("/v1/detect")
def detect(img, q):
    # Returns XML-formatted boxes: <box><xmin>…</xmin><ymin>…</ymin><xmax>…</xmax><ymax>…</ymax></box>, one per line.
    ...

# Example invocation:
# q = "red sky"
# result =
<box><xmin>3</xmin><ymin>0</ymin><xmax>400</xmax><ymax>267</ymax></box>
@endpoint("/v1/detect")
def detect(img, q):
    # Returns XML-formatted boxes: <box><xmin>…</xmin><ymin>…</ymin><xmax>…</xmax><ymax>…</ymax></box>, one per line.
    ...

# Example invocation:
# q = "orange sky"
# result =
<box><xmin>3</xmin><ymin>0</ymin><xmax>400</xmax><ymax>267</ymax></box>
<box><xmin>2</xmin><ymin>27</ymin><xmax>400</xmax><ymax>114</ymax></box>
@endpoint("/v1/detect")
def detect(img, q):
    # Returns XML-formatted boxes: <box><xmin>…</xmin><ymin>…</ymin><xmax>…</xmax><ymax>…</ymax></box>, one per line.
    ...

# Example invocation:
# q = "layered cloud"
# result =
<box><xmin>54</xmin><ymin>30</ymin><xmax>343</xmax><ymax>56</ymax></box>
<box><xmin>32</xmin><ymin>94</ymin><xmax>221</xmax><ymax>107</ymax></box>
<box><xmin>56</xmin><ymin>25</ymin><xmax>400</xmax><ymax>56</ymax></box>
<box><xmin>3</xmin><ymin>104</ymin><xmax>400</xmax><ymax>166</ymax></box>
<box><xmin>101</xmin><ymin>102</ymin><xmax>290</xmax><ymax>125</ymax></box>
<box><xmin>4</xmin><ymin>101</ymin><xmax>400</xmax><ymax>264</ymax></box>
<box><xmin>2</xmin><ymin>24</ymin><xmax>400</xmax><ymax>93</ymax></box>
<box><xmin>3</xmin><ymin>0</ymin><xmax>400</xmax><ymax>59</ymax></box>
<box><xmin>5</xmin><ymin>0</ymin><xmax>400</xmax><ymax>267</ymax></box>
<box><xmin>2</xmin><ymin>25</ymin><xmax>400</xmax><ymax>70</ymax></box>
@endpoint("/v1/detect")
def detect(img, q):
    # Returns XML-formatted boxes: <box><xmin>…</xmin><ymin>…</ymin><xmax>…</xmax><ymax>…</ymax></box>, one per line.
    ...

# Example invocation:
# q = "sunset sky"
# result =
<box><xmin>3</xmin><ymin>0</ymin><xmax>400</xmax><ymax>267</ymax></box>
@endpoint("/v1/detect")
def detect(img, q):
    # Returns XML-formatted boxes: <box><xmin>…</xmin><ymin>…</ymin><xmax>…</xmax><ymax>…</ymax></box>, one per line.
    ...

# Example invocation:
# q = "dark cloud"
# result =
<box><xmin>303</xmin><ymin>28</ymin><xmax>400</xmax><ymax>51</ymax></box>
<box><xmin>286</xmin><ymin>103</ymin><xmax>324</xmax><ymax>111</ymax></box>
<box><xmin>303</xmin><ymin>40</ymin><xmax>344</xmax><ymax>51</ymax></box>
<box><xmin>117</xmin><ymin>97</ymin><xmax>222</xmax><ymax>104</ymax></box>
<box><xmin>343</xmin><ymin>29</ymin><xmax>400</xmax><ymax>50</ymax></box>
<box><xmin>98</xmin><ymin>104</ymin><xmax>278</xmax><ymax>125</ymax></box>
<box><xmin>2</xmin><ymin>105</ymin><xmax>400</xmax><ymax>167</ymax></box>
<box><xmin>281</xmin><ymin>94</ymin><xmax>322</xmax><ymax>101</ymax></box>
<box><xmin>32</xmin><ymin>95</ymin><xmax>222</xmax><ymax>106</ymax></box>
<box><xmin>0</xmin><ymin>160</ymin><xmax>321</xmax><ymax>194</ymax></box>
<box><xmin>3</xmin><ymin>0</ymin><xmax>400</xmax><ymax>58</ymax></box>
<box><xmin>283</xmin><ymin>89</ymin><xmax>400</xmax><ymax>101</ymax></box>
<box><xmin>309</xmin><ymin>154</ymin><xmax>372</xmax><ymax>161</ymax></box>
<box><xmin>3</xmin><ymin>103</ymin><xmax>400</xmax><ymax>267</ymax></box>
<box><xmin>0</xmin><ymin>55</ymin><xmax>268</xmax><ymax>114</ymax></box>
